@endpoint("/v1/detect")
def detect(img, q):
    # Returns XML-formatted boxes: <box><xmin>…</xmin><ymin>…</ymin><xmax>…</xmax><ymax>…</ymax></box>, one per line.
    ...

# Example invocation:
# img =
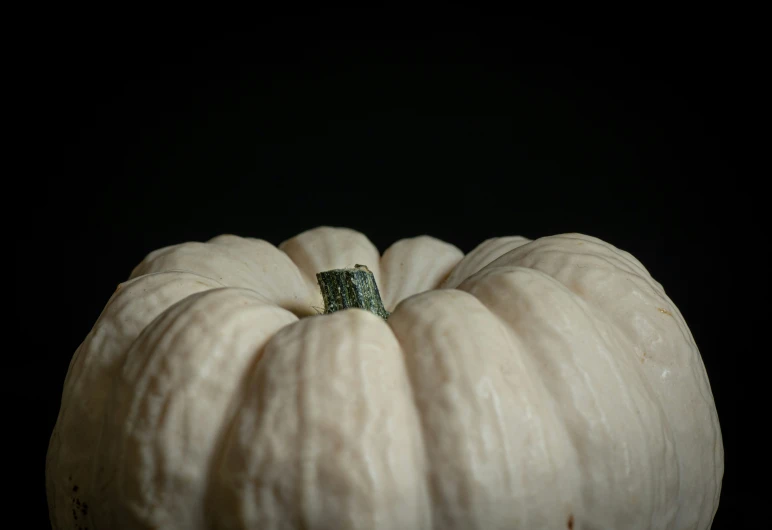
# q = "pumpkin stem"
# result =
<box><xmin>316</xmin><ymin>264</ymin><xmax>390</xmax><ymax>320</ymax></box>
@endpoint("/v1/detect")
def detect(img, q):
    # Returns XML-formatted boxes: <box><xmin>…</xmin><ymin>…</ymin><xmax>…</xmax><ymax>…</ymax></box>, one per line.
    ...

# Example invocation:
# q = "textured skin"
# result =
<box><xmin>46</xmin><ymin>227</ymin><xmax>723</xmax><ymax>530</ymax></box>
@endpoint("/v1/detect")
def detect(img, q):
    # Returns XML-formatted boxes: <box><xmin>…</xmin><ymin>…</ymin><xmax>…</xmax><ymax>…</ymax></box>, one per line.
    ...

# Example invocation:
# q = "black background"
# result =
<box><xmin>13</xmin><ymin>7</ymin><xmax>761</xmax><ymax>528</ymax></box>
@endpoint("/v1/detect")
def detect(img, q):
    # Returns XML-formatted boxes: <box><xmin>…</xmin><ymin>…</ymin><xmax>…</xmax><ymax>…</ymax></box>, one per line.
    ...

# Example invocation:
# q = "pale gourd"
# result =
<box><xmin>46</xmin><ymin>227</ymin><xmax>723</xmax><ymax>530</ymax></box>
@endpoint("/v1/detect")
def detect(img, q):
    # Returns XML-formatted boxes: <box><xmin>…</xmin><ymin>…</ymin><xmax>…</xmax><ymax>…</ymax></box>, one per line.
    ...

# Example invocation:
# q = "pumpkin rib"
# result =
<box><xmin>131</xmin><ymin>237</ymin><xmax>315</xmax><ymax>317</ymax></box>
<box><xmin>378</xmin><ymin>234</ymin><xmax>464</xmax><ymax>309</ymax></box>
<box><xmin>468</xmin><ymin>256</ymin><xmax>701</xmax><ymax>526</ymax></box>
<box><xmin>390</xmin><ymin>288</ymin><xmax>571</xmax><ymax>527</ymax></box>
<box><xmin>205</xmin><ymin>234</ymin><xmax>320</xmax><ymax>316</ymax></box>
<box><xmin>279</xmin><ymin>226</ymin><xmax>383</xmax><ymax>278</ymax></box>
<box><xmin>102</xmin><ymin>288</ymin><xmax>297</xmax><ymax>529</ymax></box>
<box><xmin>485</xmin><ymin>241</ymin><xmax>698</xmax><ymax>354</ymax></box>
<box><xmin>47</xmin><ymin>270</ymin><xmax>224</xmax><ymax>530</ymax></box>
<box><xmin>384</xmin><ymin>314</ymin><xmax>436</xmax><ymax>530</ymax></box>
<box><xmin>440</xmin><ymin>235</ymin><xmax>532</xmax><ymax>289</ymax></box>
<box><xmin>552</xmin><ymin>233</ymin><xmax>653</xmax><ymax>279</ymax></box>
<box><xmin>387</xmin><ymin>290</ymin><xmax>475</xmax><ymax>528</ymax></box>
<box><xmin>513</xmin><ymin>236</ymin><xmax>667</xmax><ymax>300</ymax></box>
<box><xmin>508</xmin><ymin>242</ymin><xmax>720</xmax><ymax>528</ymax></box>
<box><xmin>461</xmin><ymin>264</ymin><xmax>688</xmax><ymax>526</ymax></box>
<box><xmin>63</xmin><ymin>271</ymin><xmax>221</xmax><ymax>399</ymax></box>
<box><xmin>206</xmin><ymin>309</ymin><xmax>431</xmax><ymax>529</ymax></box>
<box><xmin>457</xmin><ymin>268</ymin><xmax>592</xmax><ymax>525</ymax></box>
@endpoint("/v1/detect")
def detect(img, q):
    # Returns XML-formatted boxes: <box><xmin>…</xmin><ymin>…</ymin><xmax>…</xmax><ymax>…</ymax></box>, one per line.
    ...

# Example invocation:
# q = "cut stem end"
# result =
<box><xmin>316</xmin><ymin>264</ymin><xmax>390</xmax><ymax>320</ymax></box>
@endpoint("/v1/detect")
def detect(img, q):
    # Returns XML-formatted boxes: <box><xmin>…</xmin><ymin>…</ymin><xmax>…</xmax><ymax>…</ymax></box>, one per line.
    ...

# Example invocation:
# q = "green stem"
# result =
<box><xmin>316</xmin><ymin>264</ymin><xmax>390</xmax><ymax>320</ymax></box>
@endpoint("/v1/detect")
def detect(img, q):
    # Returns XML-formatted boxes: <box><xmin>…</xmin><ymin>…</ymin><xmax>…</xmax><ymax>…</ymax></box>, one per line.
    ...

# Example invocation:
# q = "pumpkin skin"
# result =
<box><xmin>46</xmin><ymin>227</ymin><xmax>723</xmax><ymax>530</ymax></box>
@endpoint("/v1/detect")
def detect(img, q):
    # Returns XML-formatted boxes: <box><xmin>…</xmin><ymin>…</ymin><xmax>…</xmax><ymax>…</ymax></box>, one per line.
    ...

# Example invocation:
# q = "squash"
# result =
<box><xmin>46</xmin><ymin>227</ymin><xmax>723</xmax><ymax>530</ymax></box>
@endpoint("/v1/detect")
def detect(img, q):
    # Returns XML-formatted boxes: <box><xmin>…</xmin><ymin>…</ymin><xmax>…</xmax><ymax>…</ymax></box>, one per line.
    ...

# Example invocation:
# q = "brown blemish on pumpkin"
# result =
<box><xmin>640</xmin><ymin>351</ymin><xmax>648</xmax><ymax>363</ymax></box>
<box><xmin>71</xmin><ymin>488</ymin><xmax>88</xmax><ymax>524</ymax></box>
<box><xmin>657</xmin><ymin>307</ymin><xmax>672</xmax><ymax>316</ymax></box>
<box><xmin>567</xmin><ymin>514</ymin><xmax>574</xmax><ymax>529</ymax></box>
<box><xmin>115</xmin><ymin>283</ymin><xmax>122</xmax><ymax>292</ymax></box>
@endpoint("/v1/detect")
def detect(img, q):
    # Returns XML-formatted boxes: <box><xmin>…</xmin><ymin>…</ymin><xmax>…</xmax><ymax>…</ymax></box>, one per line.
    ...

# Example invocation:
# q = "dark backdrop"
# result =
<box><xmin>13</xmin><ymin>8</ymin><xmax>759</xmax><ymax>528</ymax></box>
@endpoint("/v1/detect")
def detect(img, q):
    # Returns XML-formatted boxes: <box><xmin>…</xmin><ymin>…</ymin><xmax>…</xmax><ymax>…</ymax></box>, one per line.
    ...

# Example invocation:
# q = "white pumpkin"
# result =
<box><xmin>46</xmin><ymin>227</ymin><xmax>723</xmax><ymax>530</ymax></box>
